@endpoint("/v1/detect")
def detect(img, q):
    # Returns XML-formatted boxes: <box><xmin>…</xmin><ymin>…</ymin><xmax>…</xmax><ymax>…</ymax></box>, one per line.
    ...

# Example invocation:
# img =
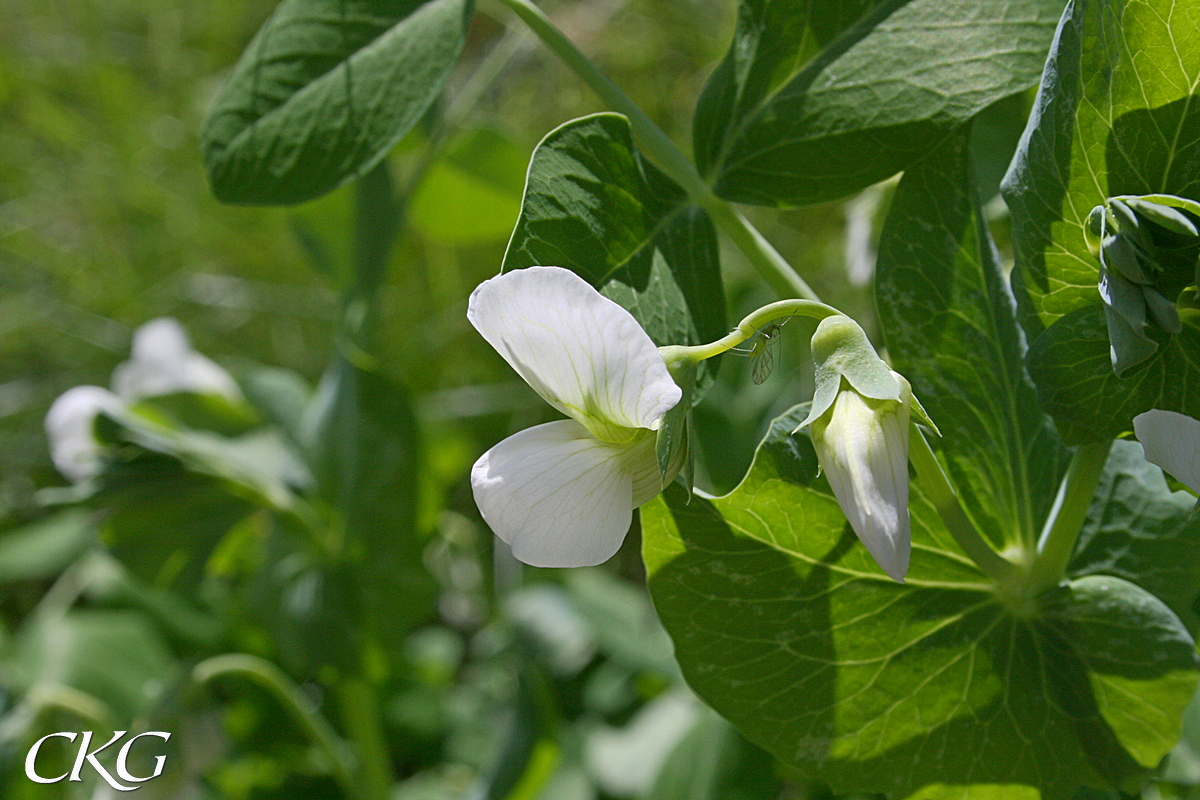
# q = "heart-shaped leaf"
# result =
<box><xmin>642</xmin><ymin>407</ymin><xmax>1198</xmax><ymax>799</ymax></box>
<box><xmin>503</xmin><ymin>113</ymin><xmax>726</xmax><ymax>395</ymax></box>
<box><xmin>202</xmin><ymin>0</ymin><xmax>472</xmax><ymax>205</ymax></box>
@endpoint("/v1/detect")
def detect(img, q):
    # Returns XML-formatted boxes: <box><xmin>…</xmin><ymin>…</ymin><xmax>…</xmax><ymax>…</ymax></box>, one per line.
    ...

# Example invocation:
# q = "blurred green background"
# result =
<box><xmin>0</xmin><ymin>0</ymin><xmax>879</xmax><ymax>509</ymax></box>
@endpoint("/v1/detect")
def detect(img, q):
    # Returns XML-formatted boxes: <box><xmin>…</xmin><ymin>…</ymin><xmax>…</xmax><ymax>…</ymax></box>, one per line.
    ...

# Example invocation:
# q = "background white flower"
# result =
<box><xmin>111</xmin><ymin>317</ymin><xmax>242</xmax><ymax>402</ymax></box>
<box><xmin>44</xmin><ymin>386</ymin><xmax>126</xmax><ymax>483</ymax></box>
<box><xmin>469</xmin><ymin>266</ymin><xmax>681</xmax><ymax>568</ymax></box>
<box><xmin>44</xmin><ymin>317</ymin><xmax>240</xmax><ymax>483</ymax></box>
<box><xmin>1134</xmin><ymin>409</ymin><xmax>1200</xmax><ymax>494</ymax></box>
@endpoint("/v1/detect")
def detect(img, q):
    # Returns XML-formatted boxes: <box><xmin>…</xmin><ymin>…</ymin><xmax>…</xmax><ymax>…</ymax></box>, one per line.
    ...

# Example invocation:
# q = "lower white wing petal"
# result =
<box><xmin>472</xmin><ymin>419</ymin><xmax>637</xmax><ymax>567</ymax></box>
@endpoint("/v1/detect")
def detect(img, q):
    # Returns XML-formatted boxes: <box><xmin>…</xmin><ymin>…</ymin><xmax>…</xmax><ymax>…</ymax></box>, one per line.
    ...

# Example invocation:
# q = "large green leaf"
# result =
<box><xmin>502</xmin><ymin>113</ymin><xmax>725</xmax><ymax>391</ymax></box>
<box><xmin>1003</xmin><ymin>0</ymin><xmax>1200</xmax><ymax>442</ymax></box>
<box><xmin>642</xmin><ymin>406</ymin><xmax>1199</xmax><ymax>799</ymax></box>
<box><xmin>202</xmin><ymin>0</ymin><xmax>472</xmax><ymax>205</ymax></box>
<box><xmin>1070</xmin><ymin>439</ymin><xmax>1200</xmax><ymax>634</ymax></box>
<box><xmin>694</xmin><ymin>0</ymin><xmax>1064</xmax><ymax>207</ymax></box>
<box><xmin>877</xmin><ymin>130</ymin><xmax>1068</xmax><ymax>550</ymax></box>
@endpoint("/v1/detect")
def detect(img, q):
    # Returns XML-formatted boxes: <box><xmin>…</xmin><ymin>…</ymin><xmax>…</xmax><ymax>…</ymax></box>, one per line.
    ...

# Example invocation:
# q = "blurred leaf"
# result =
<box><xmin>502</xmin><ymin>113</ymin><xmax>725</xmax><ymax>394</ymax></box>
<box><xmin>302</xmin><ymin>356</ymin><xmax>435</xmax><ymax>657</ymax></box>
<box><xmin>647</xmin><ymin>708</ymin><xmax>781</xmax><ymax>800</ymax></box>
<box><xmin>244</xmin><ymin>522</ymin><xmax>363</xmax><ymax>675</ymax></box>
<box><xmin>505</xmin><ymin>585</ymin><xmax>596</xmax><ymax>677</ymax></box>
<box><xmin>562</xmin><ymin>569</ymin><xmax>675</xmax><ymax>677</ymax></box>
<box><xmin>202</xmin><ymin>0</ymin><xmax>473</xmax><ymax>205</ymax></box>
<box><xmin>694</xmin><ymin>0</ymin><xmax>1063</xmax><ymax>206</ymax></box>
<box><xmin>1003</xmin><ymin>0</ymin><xmax>1200</xmax><ymax>442</ymax></box>
<box><xmin>474</xmin><ymin>669</ymin><xmax>553</xmax><ymax>800</ymax></box>
<box><xmin>1165</xmin><ymin>687</ymin><xmax>1200</xmax><ymax>786</ymax></box>
<box><xmin>876</xmin><ymin>130</ymin><xmax>1068</xmax><ymax>551</ymax></box>
<box><xmin>135</xmin><ymin>391</ymin><xmax>263</xmax><ymax>438</ymax></box>
<box><xmin>1070</xmin><ymin>439</ymin><xmax>1200</xmax><ymax>634</ymax></box>
<box><xmin>240</xmin><ymin>367</ymin><xmax>314</xmax><ymax>449</ymax></box>
<box><xmin>9</xmin><ymin>609</ymin><xmax>177</xmax><ymax>725</ymax></box>
<box><xmin>353</xmin><ymin>159</ymin><xmax>401</xmax><ymax>297</ymax></box>
<box><xmin>78</xmin><ymin>553</ymin><xmax>224</xmax><ymax>648</ymax></box>
<box><xmin>101</xmin><ymin>409</ymin><xmax>313</xmax><ymax>512</ymax></box>
<box><xmin>410</xmin><ymin>128</ymin><xmax>528</xmax><ymax>244</ymax></box>
<box><xmin>642</xmin><ymin>406</ymin><xmax>1199</xmax><ymax>798</ymax></box>
<box><xmin>101</xmin><ymin>464</ymin><xmax>258</xmax><ymax>595</ymax></box>
<box><xmin>0</xmin><ymin>510</ymin><xmax>94</xmax><ymax>583</ymax></box>
<box><xmin>970</xmin><ymin>91</ymin><xmax>1034</xmax><ymax>203</ymax></box>
<box><xmin>585</xmin><ymin>688</ymin><xmax>700</xmax><ymax>798</ymax></box>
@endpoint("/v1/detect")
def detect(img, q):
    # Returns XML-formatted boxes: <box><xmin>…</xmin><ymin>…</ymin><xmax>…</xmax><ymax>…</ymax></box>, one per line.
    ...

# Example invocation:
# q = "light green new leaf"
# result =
<box><xmin>1003</xmin><ymin>0</ymin><xmax>1200</xmax><ymax>442</ymax></box>
<box><xmin>694</xmin><ymin>0</ymin><xmax>1063</xmax><ymax>206</ymax></box>
<box><xmin>877</xmin><ymin>130</ymin><xmax>1068</xmax><ymax>550</ymax></box>
<box><xmin>642</xmin><ymin>406</ymin><xmax>1198</xmax><ymax>799</ymax></box>
<box><xmin>503</xmin><ymin>113</ymin><xmax>725</xmax><ymax>393</ymax></box>
<box><xmin>202</xmin><ymin>0</ymin><xmax>472</xmax><ymax>205</ymax></box>
<box><xmin>409</xmin><ymin>128</ymin><xmax>528</xmax><ymax>244</ymax></box>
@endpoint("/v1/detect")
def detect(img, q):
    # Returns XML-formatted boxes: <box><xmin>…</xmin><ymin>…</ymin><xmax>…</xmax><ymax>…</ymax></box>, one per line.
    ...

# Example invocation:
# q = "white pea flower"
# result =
<box><xmin>44</xmin><ymin>318</ymin><xmax>240</xmax><ymax>482</ymax></box>
<box><xmin>1133</xmin><ymin>409</ymin><xmax>1200</xmax><ymax>494</ymax></box>
<box><xmin>799</xmin><ymin>315</ymin><xmax>927</xmax><ymax>583</ymax></box>
<box><xmin>469</xmin><ymin>267</ymin><xmax>682</xmax><ymax>568</ymax></box>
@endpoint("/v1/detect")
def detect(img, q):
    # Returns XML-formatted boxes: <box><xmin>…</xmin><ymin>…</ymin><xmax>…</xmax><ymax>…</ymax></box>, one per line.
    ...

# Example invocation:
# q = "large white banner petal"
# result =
<box><xmin>472</xmin><ymin>419</ymin><xmax>641</xmax><ymax>567</ymax></box>
<box><xmin>467</xmin><ymin>267</ymin><xmax>680</xmax><ymax>442</ymax></box>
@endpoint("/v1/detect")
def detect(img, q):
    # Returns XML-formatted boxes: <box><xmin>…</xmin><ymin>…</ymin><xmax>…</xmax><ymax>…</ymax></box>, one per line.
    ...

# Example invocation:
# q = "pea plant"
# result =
<box><xmin>13</xmin><ymin>0</ymin><xmax>1200</xmax><ymax>798</ymax></box>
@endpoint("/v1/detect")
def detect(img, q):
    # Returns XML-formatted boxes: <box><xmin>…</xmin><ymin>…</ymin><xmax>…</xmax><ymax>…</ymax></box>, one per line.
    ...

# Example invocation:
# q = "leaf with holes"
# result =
<box><xmin>1003</xmin><ymin>0</ymin><xmax>1200</xmax><ymax>442</ymax></box>
<box><xmin>642</xmin><ymin>406</ymin><xmax>1199</xmax><ymax>799</ymax></box>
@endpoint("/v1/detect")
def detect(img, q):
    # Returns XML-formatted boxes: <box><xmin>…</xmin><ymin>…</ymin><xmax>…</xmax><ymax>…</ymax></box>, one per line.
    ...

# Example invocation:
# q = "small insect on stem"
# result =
<box><xmin>731</xmin><ymin>313</ymin><xmax>797</xmax><ymax>385</ymax></box>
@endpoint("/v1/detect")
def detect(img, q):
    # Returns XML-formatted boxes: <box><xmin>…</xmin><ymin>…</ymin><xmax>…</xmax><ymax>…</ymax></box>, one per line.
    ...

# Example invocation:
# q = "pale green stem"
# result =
<box><xmin>489</xmin><ymin>0</ymin><xmax>819</xmax><ymax>302</ymax></box>
<box><xmin>336</xmin><ymin>677</ymin><xmax>394</xmax><ymax>800</ymax></box>
<box><xmin>1030</xmin><ymin>441</ymin><xmax>1112</xmax><ymax>593</ymax></box>
<box><xmin>662</xmin><ymin>299</ymin><xmax>842</xmax><ymax>363</ymax></box>
<box><xmin>908</xmin><ymin>426</ymin><xmax>1017</xmax><ymax>584</ymax></box>
<box><xmin>193</xmin><ymin>655</ymin><xmax>356</xmax><ymax>797</ymax></box>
